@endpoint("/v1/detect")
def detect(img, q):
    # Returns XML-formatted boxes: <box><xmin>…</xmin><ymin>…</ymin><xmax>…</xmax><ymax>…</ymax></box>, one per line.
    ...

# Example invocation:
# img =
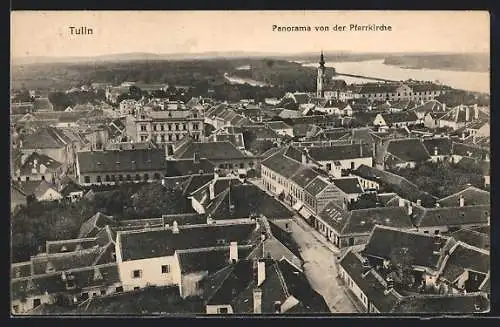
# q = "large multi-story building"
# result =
<box><xmin>125</xmin><ymin>107</ymin><xmax>204</xmax><ymax>147</ymax></box>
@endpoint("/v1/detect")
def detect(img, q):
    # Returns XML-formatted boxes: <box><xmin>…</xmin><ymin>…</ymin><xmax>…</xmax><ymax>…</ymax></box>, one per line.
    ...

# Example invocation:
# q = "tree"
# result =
<box><xmin>389</xmin><ymin>247</ymin><xmax>416</xmax><ymax>288</ymax></box>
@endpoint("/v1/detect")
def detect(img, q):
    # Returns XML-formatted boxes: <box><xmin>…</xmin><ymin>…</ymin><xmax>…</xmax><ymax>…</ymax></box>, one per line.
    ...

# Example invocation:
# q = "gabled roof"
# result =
<box><xmin>174</xmin><ymin>141</ymin><xmax>249</xmax><ymax>160</ymax></box>
<box><xmin>30</xmin><ymin>247</ymin><xmax>105</xmax><ymax>275</ymax></box>
<box><xmin>386</xmin><ymin>138</ymin><xmax>431</xmax><ymax>162</ymax></box>
<box><xmin>118</xmin><ymin>222</ymin><xmax>259</xmax><ymax>261</ymax></box>
<box><xmin>448</xmin><ymin>228</ymin><xmax>489</xmax><ymax>250</ymax></box>
<box><xmin>304</xmin><ymin>176</ymin><xmax>330</xmax><ymax>197</ymax></box>
<box><xmin>206</xmin><ymin>184</ymin><xmax>293</xmax><ymax>220</ymax></box>
<box><xmin>266</xmin><ymin>121</ymin><xmax>292</xmax><ymax>130</ymax></box>
<box><xmin>33</xmin><ymin>98</ymin><xmax>53</xmax><ymax>111</ymax></box>
<box><xmin>177</xmin><ymin>246</ymin><xmax>255</xmax><ymax>274</ymax></box>
<box><xmin>166</xmin><ymin>159</ymin><xmax>215</xmax><ymax>177</ymax></box>
<box><xmin>364</xmin><ymin>226</ymin><xmax>452</xmax><ymax>270</ymax></box>
<box><xmin>342</xmin><ymin>206</ymin><xmax>419</xmax><ymax>235</ymax></box>
<box><xmin>437</xmin><ymin>186</ymin><xmax>490</xmax><ymax>207</ymax></box>
<box><xmin>21</xmin><ymin>127</ymin><xmax>68</xmax><ymax>149</ymax></box>
<box><xmin>77</xmin><ymin>148</ymin><xmax>166</xmax><ymax>174</ymax></box>
<box><xmin>262</xmin><ymin>148</ymin><xmax>303</xmax><ymax>179</ymax></box>
<box><xmin>307</xmin><ymin>143</ymin><xmax>371</xmax><ymax>161</ymax></box>
<box><xmin>412</xmin><ymin>100</ymin><xmax>446</xmax><ymax>114</ymax></box>
<box><xmin>14</xmin><ymin>180</ymin><xmax>60</xmax><ymax>199</ymax></box>
<box><xmin>391</xmin><ymin>293</ymin><xmax>490</xmax><ymax>313</ymax></box>
<box><xmin>332</xmin><ymin>178</ymin><xmax>363</xmax><ymax>194</ymax></box>
<box><xmin>339</xmin><ymin>250</ymin><xmax>400</xmax><ymax>312</ymax></box>
<box><xmin>414</xmin><ymin>205</ymin><xmax>490</xmax><ymax>228</ymax></box>
<box><xmin>381</xmin><ymin>111</ymin><xmax>419</xmax><ymax>124</ymax></box>
<box><xmin>78</xmin><ymin>212</ymin><xmax>116</xmax><ymax>238</ymax></box>
<box><xmin>441</xmin><ymin>242</ymin><xmax>489</xmax><ymax>283</ymax></box>
<box><xmin>422</xmin><ymin>138</ymin><xmax>453</xmax><ymax>156</ymax></box>
<box><xmin>17</xmin><ymin>152</ymin><xmax>62</xmax><ymax>176</ymax></box>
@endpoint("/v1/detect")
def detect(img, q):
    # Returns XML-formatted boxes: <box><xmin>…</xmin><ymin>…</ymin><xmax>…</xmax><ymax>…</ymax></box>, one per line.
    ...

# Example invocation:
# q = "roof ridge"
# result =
<box><xmin>273</xmin><ymin>261</ymin><xmax>290</xmax><ymax>298</ymax></box>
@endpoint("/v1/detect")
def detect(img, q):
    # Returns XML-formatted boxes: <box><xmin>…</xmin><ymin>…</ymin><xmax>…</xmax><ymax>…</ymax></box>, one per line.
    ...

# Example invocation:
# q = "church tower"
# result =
<box><xmin>316</xmin><ymin>51</ymin><xmax>326</xmax><ymax>98</ymax></box>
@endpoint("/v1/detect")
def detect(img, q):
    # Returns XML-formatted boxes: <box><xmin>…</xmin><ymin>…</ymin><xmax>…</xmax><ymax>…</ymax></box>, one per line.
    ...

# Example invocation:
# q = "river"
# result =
<box><xmin>303</xmin><ymin>60</ymin><xmax>489</xmax><ymax>94</ymax></box>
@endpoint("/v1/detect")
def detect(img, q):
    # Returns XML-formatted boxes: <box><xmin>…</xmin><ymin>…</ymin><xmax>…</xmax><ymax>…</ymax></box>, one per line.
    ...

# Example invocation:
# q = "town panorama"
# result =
<box><xmin>11</xmin><ymin>18</ymin><xmax>490</xmax><ymax>317</ymax></box>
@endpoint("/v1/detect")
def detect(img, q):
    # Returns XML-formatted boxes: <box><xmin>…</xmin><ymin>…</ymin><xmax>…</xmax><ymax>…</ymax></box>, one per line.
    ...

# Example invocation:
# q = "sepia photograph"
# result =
<box><xmin>10</xmin><ymin>10</ymin><xmax>490</xmax><ymax>316</ymax></box>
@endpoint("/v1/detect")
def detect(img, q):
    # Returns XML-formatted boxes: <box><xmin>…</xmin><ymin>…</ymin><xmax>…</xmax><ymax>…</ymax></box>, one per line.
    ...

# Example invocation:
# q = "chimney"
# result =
<box><xmin>416</xmin><ymin>199</ymin><xmax>422</xmax><ymax>207</ymax></box>
<box><xmin>407</xmin><ymin>203</ymin><xmax>413</xmax><ymax>215</ymax></box>
<box><xmin>209</xmin><ymin>181</ymin><xmax>216</xmax><ymax>200</ymax></box>
<box><xmin>398</xmin><ymin>198</ymin><xmax>405</xmax><ymax>207</ymax></box>
<box><xmin>257</xmin><ymin>260</ymin><xmax>266</xmax><ymax>286</ymax></box>
<box><xmin>435</xmin><ymin>202</ymin><xmax>441</xmax><ymax>208</ymax></box>
<box><xmin>253</xmin><ymin>288</ymin><xmax>262</xmax><ymax>314</ymax></box>
<box><xmin>459</xmin><ymin>195</ymin><xmax>465</xmax><ymax>207</ymax></box>
<box><xmin>301</xmin><ymin>150</ymin><xmax>308</xmax><ymax>165</ymax></box>
<box><xmin>465</xmin><ymin>107</ymin><xmax>470</xmax><ymax>122</ymax></box>
<box><xmin>474</xmin><ymin>104</ymin><xmax>479</xmax><ymax>120</ymax></box>
<box><xmin>172</xmin><ymin>220</ymin><xmax>179</xmax><ymax>234</ymax></box>
<box><xmin>193</xmin><ymin>152</ymin><xmax>200</xmax><ymax>164</ymax></box>
<box><xmin>434</xmin><ymin>146</ymin><xmax>438</xmax><ymax>156</ymax></box>
<box><xmin>229</xmin><ymin>241</ymin><xmax>238</xmax><ymax>263</ymax></box>
<box><xmin>360</xmin><ymin>142</ymin><xmax>363</xmax><ymax>157</ymax></box>
<box><xmin>442</xmin><ymin>103</ymin><xmax>446</xmax><ymax>111</ymax></box>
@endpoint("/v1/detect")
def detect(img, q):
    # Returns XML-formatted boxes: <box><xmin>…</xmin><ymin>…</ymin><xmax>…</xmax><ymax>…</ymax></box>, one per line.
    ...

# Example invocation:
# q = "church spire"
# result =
<box><xmin>319</xmin><ymin>50</ymin><xmax>325</xmax><ymax>67</ymax></box>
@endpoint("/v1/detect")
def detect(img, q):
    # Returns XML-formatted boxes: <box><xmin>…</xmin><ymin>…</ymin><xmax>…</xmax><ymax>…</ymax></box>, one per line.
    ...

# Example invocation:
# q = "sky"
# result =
<box><xmin>11</xmin><ymin>11</ymin><xmax>490</xmax><ymax>58</ymax></box>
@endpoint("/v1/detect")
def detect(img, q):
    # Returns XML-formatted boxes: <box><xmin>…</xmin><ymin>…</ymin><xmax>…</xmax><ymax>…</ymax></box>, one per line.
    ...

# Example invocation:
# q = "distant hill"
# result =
<box><xmin>383</xmin><ymin>53</ymin><xmax>489</xmax><ymax>72</ymax></box>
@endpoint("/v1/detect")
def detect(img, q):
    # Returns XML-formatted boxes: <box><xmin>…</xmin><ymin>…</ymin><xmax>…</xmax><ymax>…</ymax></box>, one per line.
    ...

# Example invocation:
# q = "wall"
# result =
<box><xmin>11</xmin><ymin>293</ymin><xmax>52</xmax><ymax>315</ymax></box>
<box><xmin>39</xmin><ymin>188</ymin><xmax>63</xmax><ymax>202</ymax></box>
<box><xmin>206</xmin><ymin>304</ymin><xmax>234</xmax><ymax>314</ymax></box>
<box><xmin>316</xmin><ymin>184</ymin><xmax>346</xmax><ymax>213</ymax></box>
<box><xmin>179</xmin><ymin>271</ymin><xmax>208</xmax><ymax>299</ymax></box>
<box><xmin>338</xmin><ymin>264</ymin><xmax>369</xmax><ymax>312</ymax></box>
<box><xmin>319</xmin><ymin>157</ymin><xmax>373</xmax><ymax>173</ymax></box>
<box><xmin>77</xmin><ymin>170</ymin><xmax>165</xmax><ymax>186</ymax></box>
<box><xmin>117</xmin><ymin>255</ymin><xmax>177</xmax><ymax>291</ymax></box>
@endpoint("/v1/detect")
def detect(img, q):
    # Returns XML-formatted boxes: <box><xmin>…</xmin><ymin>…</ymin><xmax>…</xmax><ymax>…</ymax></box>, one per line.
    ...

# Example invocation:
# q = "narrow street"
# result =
<box><xmin>250</xmin><ymin>178</ymin><xmax>358</xmax><ymax>313</ymax></box>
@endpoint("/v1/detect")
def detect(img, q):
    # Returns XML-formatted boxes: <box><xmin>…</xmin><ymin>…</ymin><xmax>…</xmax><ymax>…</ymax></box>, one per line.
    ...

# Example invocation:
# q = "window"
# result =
<box><xmin>217</xmin><ymin>307</ymin><xmax>229</xmax><ymax>314</ymax></box>
<box><xmin>193</xmin><ymin>123</ymin><xmax>199</xmax><ymax>130</ymax></box>
<box><xmin>96</xmin><ymin>175</ymin><xmax>102</xmax><ymax>183</ymax></box>
<box><xmin>326</xmin><ymin>163</ymin><xmax>332</xmax><ymax>171</ymax></box>
<box><xmin>161</xmin><ymin>265</ymin><xmax>170</xmax><ymax>274</ymax></box>
<box><xmin>175</xmin><ymin>124</ymin><xmax>179</xmax><ymax>131</ymax></box>
<box><xmin>135</xmin><ymin>174</ymin><xmax>141</xmax><ymax>181</ymax></box>
<box><xmin>168</xmin><ymin>124</ymin><xmax>172</xmax><ymax>131</ymax></box>
<box><xmin>93</xmin><ymin>292</ymin><xmax>98</xmax><ymax>297</ymax></box>
<box><xmin>84</xmin><ymin>176</ymin><xmax>90</xmax><ymax>184</ymax></box>
<box><xmin>100</xmin><ymin>289</ymin><xmax>106</xmax><ymax>295</ymax></box>
<box><xmin>424</xmin><ymin>231</ymin><xmax>429</xmax><ymax>234</ymax></box>
<box><xmin>143</xmin><ymin>173</ymin><xmax>149</xmax><ymax>181</ymax></box>
<box><xmin>33</xmin><ymin>298</ymin><xmax>41</xmax><ymax>307</ymax></box>
<box><xmin>132</xmin><ymin>270</ymin><xmax>142</xmax><ymax>278</ymax></box>
<box><xmin>115</xmin><ymin>286</ymin><xmax>124</xmax><ymax>293</ymax></box>
<box><xmin>239</xmin><ymin>163</ymin><xmax>244</xmax><ymax>169</ymax></box>
<box><xmin>168</xmin><ymin>134</ymin><xmax>173</xmax><ymax>141</ymax></box>
<box><xmin>153</xmin><ymin>125</ymin><xmax>157</xmax><ymax>131</ymax></box>
<box><xmin>160</xmin><ymin>125</ymin><xmax>164</xmax><ymax>131</ymax></box>
<box><xmin>161</xmin><ymin>135</ymin><xmax>165</xmax><ymax>142</ymax></box>
<box><xmin>12</xmin><ymin>305</ymin><xmax>19</xmax><ymax>313</ymax></box>
<box><xmin>183</xmin><ymin>124</ymin><xmax>187</xmax><ymax>130</ymax></box>
<box><xmin>350</xmin><ymin>162</ymin><xmax>355</xmax><ymax>170</ymax></box>
<box><xmin>434</xmin><ymin>230</ymin><xmax>440</xmax><ymax>235</ymax></box>
<box><xmin>118</xmin><ymin>175</ymin><xmax>124</xmax><ymax>181</ymax></box>
<box><xmin>134</xmin><ymin>287</ymin><xmax>140</xmax><ymax>291</ymax></box>
<box><xmin>154</xmin><ymin>173</ymin><xmax>161</xmax><ymax>180</ymax></box>
<box><xmin>105</xmin><ymin>175</ymin><xmax>110</xmax><ymax>182</ymax></box>
<box><xmin>41</xmin><ymin>175</ymin><xmax>45</xmax><ymax>181</ymax></box>
<box><xmin>140</xmin><ymin>125</ymin><xmax>147</xmax><ymax>132</ymax></box>
<box><xmin>219</xmin><ymin>164</ymin><xmax>224</xmax><ymax>169</ymax></box>
<box><xmin>126</xmin><ymin>174</ymin><xmax>132</xmax><ymax>181</ymax></box>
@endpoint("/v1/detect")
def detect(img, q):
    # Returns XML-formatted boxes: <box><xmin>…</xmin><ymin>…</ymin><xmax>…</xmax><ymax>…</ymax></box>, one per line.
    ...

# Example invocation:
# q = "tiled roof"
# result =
<box><xmin>448</xmin><ymin>228</ymin><xmax>489</xmax><ymax>250</ymax></box>
<box><xmin>441</xmin><ymin>243</ymin><xmax>489</xmax><ymax>282</ymax></box>
<box><xmin>391</xmin><ymin>293</ymin><xmax>490</xmax><ymax>313</ymax></box>
<box><xmin>332</xmin><ymin>178</ymin><xmax>363</xmax><ymax>194</ymax></box>
<box><xmin>15</xmin><ymin>180</ymin><xmax>60</xmax><ymax>199</ymax></box>
<box><xmin>339</xmin><ymin>251</ymin><xmax>400</xmax><ymax>312</ymax></box>
<box><xmin>118</xmin><ymin>222</ymin><xmax>259</xmax><ymax>261</ymax></box>
<box><xmin>30</xmin><ymin>247</ymin><xmax>104</xmax><ymax>275</ymax></box>
<box><xmin>415</xmin><ymin>205</ymin><xmax>490</xmax><ymax>228</ymax></box>
<box><xmin>342</xmin><ymin>207</ymin><xmax>418</xmax><ymax>235</ymax></box>
<box><xmin>412</xmin><ymin>100</ymin><xmax>446</xmax><ymax>114</ymax></box>
<box><xmin>45</xmin><ymin>238</ymin><xmax>100</xmax><ymax>254</ymax></box>
<box><xmin>262</xmin><ymin>148</ymin><xmax>303</xmax><ymax>179</ymax></box>
<box><xmin>386</xmin><ymin>138</ymin><xmax>431</xmax><ymax>162</ymax></box>
<box><xmin>21</xmin><ymin>127</ymin><xmax>68</xmax><ymax>149</ymax></box>
<box><xmin>304</xmin><ymin>177</ymin><xmax>330</xmax><ymax>197</ymax></box>
<box><xmin>11</xmin><ymin>262</ymin><xmax>32</xmax><ymax>279</ymax></box>
<box><xmin>290</xmin><ymin>167</ymin><xmax>320</xmax><ymax>188</ymax></box>
<box><xmin>174</xmin><ymin>141</ymin><xmax>249</xmax><ymax>160</ymax></box>
<box><xmin>307</xmin><ymin>144</ymin><xmax>371</xmax><ymax>161</ymax></box>
<box><xmin>452</xmin><ymin>142</ymin><xmax>489</xmax><ymax>159</ymax></box>
<box><xmin>381</xmin><ymin>112</ymin><xmax>419</xmax><ymax>124</ymax></box>
<box><xmin>422</xmin><ymin>138</ymin><xmax>453</xmax><ymax>156</ymax></box>
<box><xmin>17</xmin><ymin>152</ymin><xmax>62</xmax><ymax>175</ymax></box>
<box><xmin>359</xmin><ymin>83</ymin><xmax>399</xmax><ymax>94</ymax></box>
<box><xmin>437</xmin><ymin>186</ymin><xmax>490</xmax><ymax>207</ymax></box>
<box><xmin>266</xmin><ymin>121</ymin><xmax>292</xmax><ymax>130</ymax></box>
<box><xmin>77</xmin><ymin>148</ymin><xmax>166</xmax><ymax>174</ymax></box>
<box><xmin>165</xmin><ymin>159</ymin><xmax>215</xmax><ymax>177</ymax></box>
<box><xmin>177</xmin><ymin>246</ymin><xmax>255</xmax><ymax>274</ymax></box>
<box><xmin>78</xmin><ymin>212</ymin><xmax>116</xmax><ymax>238</ymax></box>
<box><xmin>455</xmin><ymin>157</ymin><xmax>490</xmax><ymax>175</ymax></box>
<box><xmin>33</xmin><ymin>98</ymin><xmax>53</xmax><ymax>111</ymax></box>
<box><xmin>364</xmin><ymin>226</ymin><xmax>451</xmax><ymax>270</ymax></box>
<box><xmin>207</xmin><ymin>184</ymin><xmax>293</xmax><ymax>220</ymax></box>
